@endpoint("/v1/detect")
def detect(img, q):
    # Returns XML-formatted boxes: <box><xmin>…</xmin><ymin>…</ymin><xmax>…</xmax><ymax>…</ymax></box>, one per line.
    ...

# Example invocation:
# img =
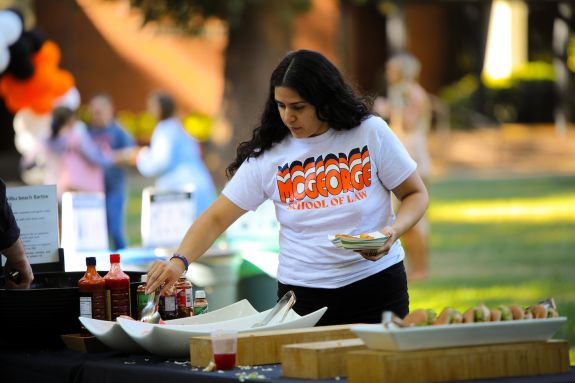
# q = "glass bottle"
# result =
<box><xmin>78</xmin><ymin>257</ymin><xmax>107</xmax><ymax>321</ymax></box>
<box><xmin>136</xmin><ymin>274</ymin><xmax>147</xmax><ymax>319</ymax></box>
<box><xmin>159</xmin><ymin>287</ymin><xmax>178</xmax><ymax>320</ymax></box>
<box><xmin>193</xmin><ymin>290</ymin><xmax>208</xmax><ymax>315</ymax></box>
<box><xmin>103</xmin><ymin>253</ymin><xmax>131</xmax><ymax>320</ymax></box>
<box><xmin>175</xmin><ymin>273</ymin><xmax>193</xmax><ymax>318</ymax></box>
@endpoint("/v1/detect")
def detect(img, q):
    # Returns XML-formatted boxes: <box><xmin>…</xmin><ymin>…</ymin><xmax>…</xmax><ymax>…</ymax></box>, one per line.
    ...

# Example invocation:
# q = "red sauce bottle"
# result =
<box><xmin>103</xmin><ymin>253</ymin><xmax>131</xmax><ymax>320</ymax></box>
<box><xmin>78</xmin><ymin>257</ymin><xmax>107</xmax><ymax>321</ymax></box>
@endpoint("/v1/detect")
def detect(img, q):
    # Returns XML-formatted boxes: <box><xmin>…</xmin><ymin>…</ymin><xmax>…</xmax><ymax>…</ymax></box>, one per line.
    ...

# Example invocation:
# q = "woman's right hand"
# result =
<box><xmin>145</xmin><ymin>259</ymin><xmax>185</xmax><ymax>295</ymax></box>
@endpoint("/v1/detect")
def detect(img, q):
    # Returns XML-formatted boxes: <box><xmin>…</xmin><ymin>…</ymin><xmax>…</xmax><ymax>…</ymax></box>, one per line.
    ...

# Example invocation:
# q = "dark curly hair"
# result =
<box><xmin>226</xmin><ymin>49</ymin><xmax>371</xmax><ymax>178</ymax></box>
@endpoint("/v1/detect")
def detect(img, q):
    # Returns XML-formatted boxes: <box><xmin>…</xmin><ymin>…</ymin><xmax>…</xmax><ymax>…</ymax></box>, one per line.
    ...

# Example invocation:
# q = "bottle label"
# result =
<box><xmin>164</xmin><ymin>295</ymin><xmax>177</xmax><ymax>311</ymax></box>
<box><xmin>108</xmin><ymin>286</ymin><xmax>130</xmax><ymax>320</ymax></box>
<box><xmin>80</xmin><ymin>296</ymin><xmax>92</xmax><ymax>318</ymax></box>
<box><xmin>176</xmin><ymin>287</ymin><xmax>187</xmax><ymax>308</ymax></box>
<box><xmin>185</xmin><ymin>289</ymin><xmax>193</xmax><ymax>308</ymax></box>
<box><xmin>194</xmin><ymin>304</ymin><xmax>208</xmax><ymax>315</ymax></box>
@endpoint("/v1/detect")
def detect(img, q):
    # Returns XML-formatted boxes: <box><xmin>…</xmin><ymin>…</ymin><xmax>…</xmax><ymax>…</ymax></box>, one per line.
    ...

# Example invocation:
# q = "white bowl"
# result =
<box><xmin>351</xmin><ymin>317</ymin><xmax>567</xmax><ymax>352</ymax></box>
<box><xmin>80</xmin><ymin>299</ymin><xmax>258</xmax><ymax>353</ymax></box>
<box><xmin>117</xmin><ymin>306</ymin><xmax>328</xmax><ymax>357</ymax></box>
<box><xmin>79</xmin><ymin>316</ymin><xmax>145</xmax><ymax>354</ymax></box>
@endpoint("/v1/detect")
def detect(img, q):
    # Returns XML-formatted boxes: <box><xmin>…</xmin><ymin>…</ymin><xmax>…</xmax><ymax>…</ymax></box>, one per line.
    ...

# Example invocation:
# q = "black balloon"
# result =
<box><xmin>7</xmin><ymin>36</ymin><xmax>34</xmax><ymax>80</ymax></box>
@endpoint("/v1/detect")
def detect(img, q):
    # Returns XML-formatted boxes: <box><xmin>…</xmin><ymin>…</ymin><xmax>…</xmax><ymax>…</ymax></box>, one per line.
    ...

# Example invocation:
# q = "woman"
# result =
<box><xmin>146</xmin><ymin>50</ymin><xmax>428</xmax><ymax>325</ymax></box>
<box><xmin>136</xmin><ymin>91</ymin><xmax>216</xmax><ymax>215</ymax></box>
<box><xmin>44</xmin><ymin>106</ymin><xmax>113</xmax><ymax>198</ymax></box>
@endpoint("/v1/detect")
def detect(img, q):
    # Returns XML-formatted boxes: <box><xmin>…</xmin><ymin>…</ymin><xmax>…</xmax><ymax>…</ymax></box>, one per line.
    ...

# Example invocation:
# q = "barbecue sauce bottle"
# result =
<box><xmin>103</xmin><ymin>253</ymin><xmax>131</xmax><ymax>320</ymax></box>
<box><xmin>78</xmin><ymin>257</ymin><xmax>107</xmax><ymax>322</ymax></box>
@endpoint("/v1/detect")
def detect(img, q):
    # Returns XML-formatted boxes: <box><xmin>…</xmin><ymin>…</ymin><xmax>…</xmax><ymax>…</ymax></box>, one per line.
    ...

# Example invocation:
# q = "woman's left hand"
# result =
<box><xmin>357</xmin><ymin>226</ymin><xmax>398</xmax><ymax>262</ymax></box>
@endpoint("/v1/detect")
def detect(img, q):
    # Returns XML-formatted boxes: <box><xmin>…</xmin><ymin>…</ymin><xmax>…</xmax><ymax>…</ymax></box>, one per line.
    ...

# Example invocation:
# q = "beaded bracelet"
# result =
<box><xmin>170</xmin><ymin>253</ymin><xmax>189</xmax><ymax>272</ymax></box>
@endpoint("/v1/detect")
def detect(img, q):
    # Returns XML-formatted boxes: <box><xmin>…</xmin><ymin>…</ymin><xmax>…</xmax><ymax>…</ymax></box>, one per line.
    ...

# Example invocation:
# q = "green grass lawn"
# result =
<box><xmin>125</xmin><ymin>173</ymin><xmax>575</xmax><ymax>362</ymax></box>
<box><xmin>409</xmin><ymin>174</ymin><xmax>575</xmax><ymax>363</ymax></box>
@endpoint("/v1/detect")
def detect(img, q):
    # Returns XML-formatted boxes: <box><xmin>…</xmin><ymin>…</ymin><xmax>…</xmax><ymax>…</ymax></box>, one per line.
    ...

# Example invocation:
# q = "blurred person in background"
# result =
<box><xmin>136</xmin><ymin>91</ymin><xmax>216</xmax><ymax>216</ymax></box>
<box><xmin>373</xmin><ymin>52</ymin><xmax>431</xmax><ymax>280</ymax></box>
<box><xmin>44</xmin><ymin>106</ymin><xmax>113</xmax><ymax>199</ymax></box>
<box><xmin>1</xmin><ymin>178</ymin><xmax>34</xmax><ymax>289</ymax></box>
<box><xmin>88</xmin><ymin>94</ymin><xmax>135</xmax><ymax>250</ymax></box>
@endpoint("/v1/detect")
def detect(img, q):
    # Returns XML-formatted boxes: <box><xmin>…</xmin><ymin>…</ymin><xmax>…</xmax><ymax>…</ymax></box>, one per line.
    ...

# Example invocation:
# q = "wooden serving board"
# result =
<box><xmin>189</xmin><ymin>324</ymin><xmax>358</xmax><ymax>367</ymax></box>
<box><xmin>61</xmin><ymin>333</ymin><xmax>110</xmax><ymax>353</ymax></box>
<box><xmin>347</xmin><ymin>340</ymin><xmax>570</xmax><ymax>383</ymax></box>
<box><xmin>282</xmin><ymin>338</ymin><xmax>366</xmax><ymax>379</ymax></box>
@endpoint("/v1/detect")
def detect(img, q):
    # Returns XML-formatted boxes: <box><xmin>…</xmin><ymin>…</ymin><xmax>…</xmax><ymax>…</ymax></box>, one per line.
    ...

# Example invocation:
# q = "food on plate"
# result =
<box><xmin>530</xmin><ymin>304</ymin><xmax>548</xmax><ymax>319</ymax></box>
<box><xmin>335</xmin><ymin>233</ymin><xmax>375</xmax><ymax>240</ymax></box>
<box><xmin>489</xmin><ymin>308</ymin><xmax>502</xmax><ymax>322</ymax></box>
<box><xmin>403</xmin><ymin>309</ymin><xmax>436</xmax><ymax>326</ymax></box>
<box><xmin>499</xmin><ymin>305</ymin><xmax>513</xmax><ymax>321</ymax></box>
<box><xmin>510</xmin><ymin>305</ymin><xmax>524</xmax><ymax>320</ymax></box>
<box><xmin>335</xmin><ymin>234</ymin><xmax>355</xmax><ymax>239</ymax></box>
<box><xmin>463</xmin><ymin>304</ymin><xmax>490</xmax><ymax>323</ymax></box>
<box><xmin>528</xmin><ymin>304</ymin><xmax>559</xmax><ymax>319</ymax></box>
<box><xmin>433</xmin><ymin>307</ymin><xmax>462</xmax><ymax>325</ymax></box>
<box><xmin>394</xmin><ymin>299</ymin><xmax>561</xmax><ymax>328</ymax></box>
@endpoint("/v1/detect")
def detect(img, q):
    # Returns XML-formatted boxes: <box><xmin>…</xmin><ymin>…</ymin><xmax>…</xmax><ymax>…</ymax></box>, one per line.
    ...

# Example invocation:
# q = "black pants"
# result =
<box><xmin>277</xmin><ymin>261</ymin><xmax>409</xmax><ymax>326</ymax></box>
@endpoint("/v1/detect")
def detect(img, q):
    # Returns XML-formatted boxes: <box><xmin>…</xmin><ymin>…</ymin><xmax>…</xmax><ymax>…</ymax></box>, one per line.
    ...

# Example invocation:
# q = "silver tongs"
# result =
<box><xmin>251</xmin><ymin>290</ymin><xmax>296</xmax><ymax>328</ymax></box>
<box><xmin>140</xmin><ymin>287</ymin><xmax>162</xmax><ymax>324</ymax></box>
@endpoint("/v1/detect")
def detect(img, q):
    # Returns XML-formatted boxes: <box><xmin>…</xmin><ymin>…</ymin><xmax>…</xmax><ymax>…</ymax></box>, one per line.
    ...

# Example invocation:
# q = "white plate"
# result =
<box><xmin>351</xmin><ymin>317</ymin><xmax>567</xmax><ymax>351</ymax></box>
<box><xmin>79</xmin><ymin>299</ymin><xmax>258</xmax><ymax>354</ymax></box>
<box><xmin>79</xmin><ymin>316</ymin><xmax>145</xmax><ymax>354</ymax></box>
<box><xmin>328</xmin><ymin>232</ymin><xmax>389</xmax><ymax>251</ymax></box>
<box><xmin>117</xmin><ymin>307</ymin><xmax>327</xmax><ymax>357</ymax></box>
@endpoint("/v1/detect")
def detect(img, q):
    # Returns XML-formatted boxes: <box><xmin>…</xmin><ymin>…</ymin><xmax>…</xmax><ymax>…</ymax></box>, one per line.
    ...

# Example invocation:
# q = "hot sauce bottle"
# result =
<box><xmin>159</xmin><ymin>288</ymin><xmax>178</xmax><ymax>320</ymax></box>
<box><xmin>175</xmin><ymin>273</ymin><xmax>193</xmax><ymax>318</ymax></box>
<box><xmin>103</xmin><ymin>253</ymin><xmax>131</xmax><ymax>320</ymax></box>
<box><xmin>78</xmin><ymin>257</ymin><xmax>107</xmax><ymax>321</ymax></box>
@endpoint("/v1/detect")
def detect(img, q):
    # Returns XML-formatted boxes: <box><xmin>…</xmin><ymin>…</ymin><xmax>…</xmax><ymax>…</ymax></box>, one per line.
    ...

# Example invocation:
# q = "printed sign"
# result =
<box><xmin>141</xmin><ymin>187</ymin><xmax>196</xmax><ymax>249</ymax></box>
<box><xmin>5</xmin><ymin>184</ymin><xmax>59</xmax><ymax>265</ymax></box>
<box><xmin>61</xmin><ymin>192</ymin><xmax>109</xmax><ymax>252</ymax></box>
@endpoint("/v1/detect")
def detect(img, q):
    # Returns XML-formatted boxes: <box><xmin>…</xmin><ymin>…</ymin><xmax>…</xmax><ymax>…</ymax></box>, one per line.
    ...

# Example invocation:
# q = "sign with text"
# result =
<box><xmin>141</xmin><ymin>187</ymin><xmax>196</xmax><ymax>249</ymax></box>
<box><xmin>61</xmin><ymin>192</ymin><xmax>108</xmax><ymax>252</ymax></box>
<box><xmin>5</xmin><ymin>184</ymin><xmax>59</xmax><ymax>265</ymax></box>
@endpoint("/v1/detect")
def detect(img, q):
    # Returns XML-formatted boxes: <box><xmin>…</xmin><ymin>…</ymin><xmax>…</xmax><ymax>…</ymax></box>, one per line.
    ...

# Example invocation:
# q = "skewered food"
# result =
<box><xmin>403</xmin><ymin>309</ymin><xmax>436</xmax><ymax>326</ymax></box>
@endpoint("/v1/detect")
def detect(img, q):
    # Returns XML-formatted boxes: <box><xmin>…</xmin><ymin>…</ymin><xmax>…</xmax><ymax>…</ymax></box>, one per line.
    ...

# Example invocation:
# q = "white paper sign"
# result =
<box><xmin>141</xmin><ymin>187</ymin><xmax>196</xmax><ymax>249</ymax></box>
<box><xmin>5</xmin><ymin>184</ymin><xmax>59</xmax><ymax>265</ymax></box>
<box><xmin>61</xmin><ymin>192</ymin><xmax>109</xmax><ymax>252</ymax></box>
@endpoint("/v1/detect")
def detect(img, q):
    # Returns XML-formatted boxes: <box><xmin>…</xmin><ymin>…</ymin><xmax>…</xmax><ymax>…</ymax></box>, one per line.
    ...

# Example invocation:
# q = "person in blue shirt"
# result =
<box><xmin>136</xmin><ymin>91</ymin><xmax>216</xmax><ymax>216</ymax></box>
<box><xmin>88</xmin><ymin>94</ymin><xmax>135</xmax><ymax>250</ymax></box>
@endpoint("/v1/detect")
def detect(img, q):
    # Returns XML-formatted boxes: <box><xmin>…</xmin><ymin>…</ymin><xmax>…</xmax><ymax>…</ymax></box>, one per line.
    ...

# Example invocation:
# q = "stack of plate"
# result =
<box><xmin>328</xmin><ymin>232</ymin><xmax>389</xmax><ymax>251</ymax></box>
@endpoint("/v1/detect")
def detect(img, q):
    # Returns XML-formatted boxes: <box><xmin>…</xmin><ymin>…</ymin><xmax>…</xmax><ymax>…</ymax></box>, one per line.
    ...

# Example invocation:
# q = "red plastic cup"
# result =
<box><xmin>211</xmin><ymin>329</ymin><xmax>237</xmax><ymax>370</ymax></box>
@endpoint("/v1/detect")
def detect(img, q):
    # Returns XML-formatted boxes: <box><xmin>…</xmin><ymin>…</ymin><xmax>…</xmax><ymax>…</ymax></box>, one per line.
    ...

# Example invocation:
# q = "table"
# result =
<box><xmin>0</xmin><ymin>347</ymin><xmax>573</xmax><ymax>383</ymax></box>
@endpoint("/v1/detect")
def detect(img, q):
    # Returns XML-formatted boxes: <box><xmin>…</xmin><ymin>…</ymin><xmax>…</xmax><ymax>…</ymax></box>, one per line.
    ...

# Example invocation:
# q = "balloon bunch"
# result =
<box><xmin>0</xmin><ymin>8</ymin><xmax>75</xmax><ymax>114</ymax></box>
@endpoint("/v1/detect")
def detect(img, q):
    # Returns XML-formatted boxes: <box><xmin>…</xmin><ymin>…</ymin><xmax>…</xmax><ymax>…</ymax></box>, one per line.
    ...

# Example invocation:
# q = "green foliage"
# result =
<box><xmin>483</xmin><ymin>61</ymin><xmax>555</xmax><ymax>89</ymax></box>
<box><xmin>439</xmin><ymin>61</ymin><xmax>559</xmax><ymax>127</ymax></box>
<box><xmin>127</xmin><ymin>0</ymin><xmax>311</xmax><ymax>34</ymax></box>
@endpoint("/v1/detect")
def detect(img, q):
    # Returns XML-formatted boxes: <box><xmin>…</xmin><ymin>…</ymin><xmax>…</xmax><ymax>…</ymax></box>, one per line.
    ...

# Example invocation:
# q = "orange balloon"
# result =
<box><xmin>30</xmin><ymin>95</ymin><xmax>54</xmax><ymax>115</ymax></box>
<box><xmin>33</xmin><ymin>41</ymin><xmax>61</xmax><ymax>67</ymax></box>
<box><xmin>0</xmin><ymin>40</ymin><xmax>75</xmax><ymax>113</ymax></box>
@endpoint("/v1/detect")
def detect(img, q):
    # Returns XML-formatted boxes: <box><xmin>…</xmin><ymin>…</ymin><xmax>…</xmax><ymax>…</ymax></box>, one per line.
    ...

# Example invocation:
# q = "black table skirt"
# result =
<box><xmin>1</xmin><ymin>347</ymin><xmax>574</xmax><ymax>383</ymax></box>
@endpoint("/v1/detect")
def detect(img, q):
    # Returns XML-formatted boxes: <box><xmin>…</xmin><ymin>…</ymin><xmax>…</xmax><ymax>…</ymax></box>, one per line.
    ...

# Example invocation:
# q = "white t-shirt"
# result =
<box><xmin>223</xmin><ymin>115</ymin><xmax>417</xmax><ymax>288</ymax></box>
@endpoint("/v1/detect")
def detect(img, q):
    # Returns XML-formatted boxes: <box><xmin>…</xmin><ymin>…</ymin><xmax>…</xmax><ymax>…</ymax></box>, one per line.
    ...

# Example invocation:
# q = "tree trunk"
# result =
<box><xmin>207</xmin><ymin>2</ymin><xmax>293</xmax><ymax>187</ymax></box>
